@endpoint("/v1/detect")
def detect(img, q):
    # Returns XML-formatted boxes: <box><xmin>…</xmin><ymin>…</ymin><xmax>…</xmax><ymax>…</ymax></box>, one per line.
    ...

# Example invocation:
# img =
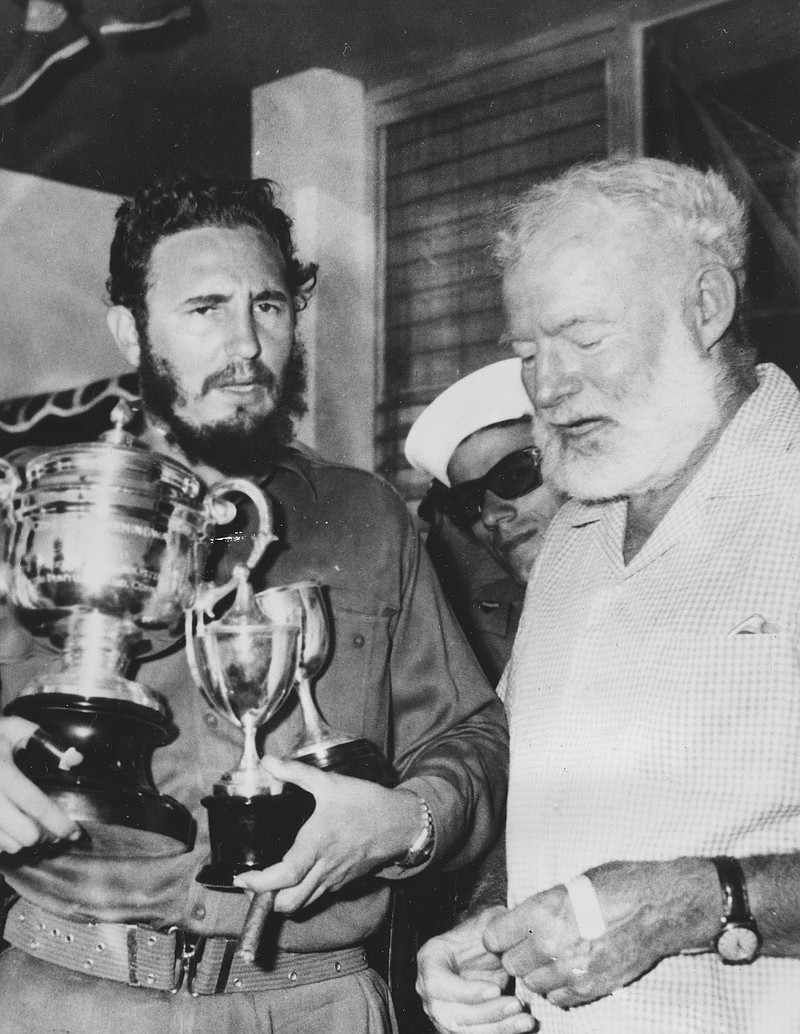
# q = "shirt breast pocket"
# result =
<box><xmin>314</xmin><ymin>588</ymin><xmax>393</xmax><ymax>745</ymax></box>
<box><xmin>639</xmin><ymin>632</ymin><xmax>800</xmax><ymax>793</ymax></box>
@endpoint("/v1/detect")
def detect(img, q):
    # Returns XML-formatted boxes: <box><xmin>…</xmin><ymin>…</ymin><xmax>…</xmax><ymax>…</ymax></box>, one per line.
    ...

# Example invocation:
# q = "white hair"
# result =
<box><xmin>497</xmin><ymin>156</ymin><xmax>749</xmax><ymax>295</ymax></box>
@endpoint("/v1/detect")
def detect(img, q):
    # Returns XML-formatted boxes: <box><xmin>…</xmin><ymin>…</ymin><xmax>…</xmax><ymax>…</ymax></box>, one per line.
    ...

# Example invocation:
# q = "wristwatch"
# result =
<box><xmin>711</xmin><ymin>856</ymin><xmax>762</xmax><ymax>964</ymax></box>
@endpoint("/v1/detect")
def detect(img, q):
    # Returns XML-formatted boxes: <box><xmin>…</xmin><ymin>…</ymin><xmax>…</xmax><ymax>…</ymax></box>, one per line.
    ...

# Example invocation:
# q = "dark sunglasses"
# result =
<box><xmin>436</xmin><ymin>446</ymin><xmax>543</xmax><ymax>528</ymax></box>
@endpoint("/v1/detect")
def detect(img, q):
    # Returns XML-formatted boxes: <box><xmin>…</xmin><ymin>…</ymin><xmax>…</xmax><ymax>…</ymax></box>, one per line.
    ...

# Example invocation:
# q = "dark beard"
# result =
<box><xmin>138</xmin><ymin>338</ymin><xmax>308</xmax><ymax>477</ymax></box>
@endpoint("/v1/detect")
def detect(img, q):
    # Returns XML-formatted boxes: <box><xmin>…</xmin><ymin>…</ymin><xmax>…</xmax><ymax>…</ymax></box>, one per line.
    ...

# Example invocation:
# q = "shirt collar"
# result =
<box><xmin>256</xmin><ymin>443</ymin><xmax>318</xmax><ymax>499</ymax></box>
<box><xmin>697</xmin><ymin>362</ymin><xmax>800</xmax><ymax>498</ymax></box>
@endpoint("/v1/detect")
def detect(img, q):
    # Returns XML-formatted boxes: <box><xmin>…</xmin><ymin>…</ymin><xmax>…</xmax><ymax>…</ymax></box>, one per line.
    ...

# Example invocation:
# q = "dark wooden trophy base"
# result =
<box><xmin>5</xmin><ymin>693</ymin><xmax>194</xmax><ymax>857</ymax></box>
<box><xmin>197</xmin><ymin>783</ymin><xmax>316</xmax><ymax>889</ymax></box>
<box><xmin>293</xmin><ymin>737</ymin><xmax>394</xmax><ymax>785</ymax></box>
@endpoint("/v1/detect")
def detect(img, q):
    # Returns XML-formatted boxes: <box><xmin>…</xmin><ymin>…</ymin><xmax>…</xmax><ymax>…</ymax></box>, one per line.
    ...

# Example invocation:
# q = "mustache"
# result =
<box><xmin>202</xmin><ymin>362</ymin><xmax>278</xmax><ymax>395</ymax></box>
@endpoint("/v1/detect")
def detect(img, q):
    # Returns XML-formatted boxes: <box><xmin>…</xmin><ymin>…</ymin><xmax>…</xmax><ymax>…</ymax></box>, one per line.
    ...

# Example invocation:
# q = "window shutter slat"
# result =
<box><xmin>378</xmin><ymin>58</ymin><xmax>609</xmax><ymax>496</ymax></box>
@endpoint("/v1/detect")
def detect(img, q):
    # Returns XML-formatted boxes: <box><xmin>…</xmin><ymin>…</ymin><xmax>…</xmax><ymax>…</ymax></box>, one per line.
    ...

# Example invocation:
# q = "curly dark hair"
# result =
<box><xmin>106</xmin><ymin>175</ymin><xmax>318</xmax><ymax>332</ymax></box>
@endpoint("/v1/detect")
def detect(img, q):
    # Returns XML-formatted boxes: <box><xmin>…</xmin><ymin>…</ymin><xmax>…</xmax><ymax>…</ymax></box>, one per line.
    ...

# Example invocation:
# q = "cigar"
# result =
<box><xmin>237</xmin><ymin>890</ymin><xmax>276</xmax><ymax>963</ymax></box>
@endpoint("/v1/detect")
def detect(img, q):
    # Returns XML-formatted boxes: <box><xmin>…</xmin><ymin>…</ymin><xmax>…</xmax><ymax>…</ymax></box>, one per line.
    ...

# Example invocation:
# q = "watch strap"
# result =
<box><xmin>712</xmin><ymin>856</ymin><xmax>752</xmax><ymax>925</ymax></box>
<box><xmin>398</xmin><ymin>794</ymin><xmax>434</xmax><ymax>868</ymax></box>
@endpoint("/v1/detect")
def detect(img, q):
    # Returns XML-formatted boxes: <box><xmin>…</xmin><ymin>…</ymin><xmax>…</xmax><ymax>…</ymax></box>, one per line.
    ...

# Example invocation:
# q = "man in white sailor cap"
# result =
<box><xmin>405</xmin><ymin>358</ymin><xmax>565</xmax><ymax>685</ymax></box>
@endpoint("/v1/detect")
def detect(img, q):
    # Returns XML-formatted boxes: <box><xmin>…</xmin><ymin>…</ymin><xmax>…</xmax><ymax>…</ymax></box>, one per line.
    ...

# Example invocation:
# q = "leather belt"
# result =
<box><xmin>4</xmin><ymin>898</ymin><xmax>369</xmax><ymax>995</ymax></box>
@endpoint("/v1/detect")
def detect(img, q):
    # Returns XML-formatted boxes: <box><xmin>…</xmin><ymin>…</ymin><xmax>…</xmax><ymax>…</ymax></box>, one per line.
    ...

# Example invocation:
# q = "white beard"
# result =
<box><xmin>538</xmin><ymin>332</ymin><xmax>729</xmax><ymax>504</ymax></box>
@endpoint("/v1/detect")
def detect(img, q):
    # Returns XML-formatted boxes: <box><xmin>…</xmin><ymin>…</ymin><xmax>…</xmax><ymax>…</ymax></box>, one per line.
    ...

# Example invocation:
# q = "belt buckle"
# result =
<box><xmin>171</xmin><ymin>929</ymin><xmax>203</xmax><ymax>995</ymax></box>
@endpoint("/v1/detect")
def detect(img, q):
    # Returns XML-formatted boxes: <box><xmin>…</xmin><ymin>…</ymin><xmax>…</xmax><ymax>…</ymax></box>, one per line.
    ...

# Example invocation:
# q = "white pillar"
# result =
<box><xmin>252</xmin><ymin>69</ymin><xmax>376</xmax><ymax>471</ymax></box>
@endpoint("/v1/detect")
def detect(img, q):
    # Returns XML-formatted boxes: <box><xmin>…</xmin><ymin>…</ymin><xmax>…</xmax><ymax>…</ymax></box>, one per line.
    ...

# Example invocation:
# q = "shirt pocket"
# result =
<box><xmin>632</xmin><ymin>632</ymin><xmax>800</xmax><ymax>794</ymax></box>
<box><xmin>314</xmin><ymin>587</ymin><xmax>393</xmax><ymax>748</ymax></box>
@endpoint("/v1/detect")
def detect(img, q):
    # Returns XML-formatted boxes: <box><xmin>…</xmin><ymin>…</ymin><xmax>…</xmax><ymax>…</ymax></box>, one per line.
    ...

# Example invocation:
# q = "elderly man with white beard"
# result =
<box><xmin>415</xmin><ymin>156</ymin><xmax>800</xmax><ymax>1034</ymax></box>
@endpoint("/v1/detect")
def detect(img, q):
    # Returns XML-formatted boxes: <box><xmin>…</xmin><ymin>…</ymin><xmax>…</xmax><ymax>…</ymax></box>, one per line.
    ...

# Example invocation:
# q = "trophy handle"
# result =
<box><xmin>195</xmin><ymin>479</ymin><xmax>277</xmax><ymax>617</ymax></box>
<box><xmin>0</xmin><ymin>457</ymin><xmax>21</xmax><ymax>503</ymax></box>
<box><xmin>0</xmin><ymin>458</ymin><xmax>21</xmax><ymax>603</ymax></box>
<box><xmin>207</xmin><ymin>477</ymin><xmax>276</xmax><ymax>574</ymax></box>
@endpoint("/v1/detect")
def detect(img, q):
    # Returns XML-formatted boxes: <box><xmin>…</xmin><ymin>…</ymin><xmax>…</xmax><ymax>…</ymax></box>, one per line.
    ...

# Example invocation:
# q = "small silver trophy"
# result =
<box><xmin>186</xmin><ymin>568</ymin><xmax>314</xmax><ymax>890</ymax></box>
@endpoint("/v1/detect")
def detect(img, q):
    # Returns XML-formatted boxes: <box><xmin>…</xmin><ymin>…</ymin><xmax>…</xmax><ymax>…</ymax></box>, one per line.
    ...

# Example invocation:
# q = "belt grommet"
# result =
<box><xmin>95</xmin><ymin>942</ymin><xmax>106</xmax><ymax>952</ymax></box>
<box><xmin>146</xmin><ymin>974</ymin><xmax>156</xmax><ymax>985</ymax></box>
<box><xmin>334</xmin><ymin>961</ymin><xmax>341</xmax><ymax>973</ymax></box>
<box><xmin>50</xmin><ymin>928</ymin><xmax>60</xmax><ymax>938</ymax></box>
<box><xmin>147</xmin><ymin>935</ymin><xmax>157</xmax><ymax>946</ymax></box>
<box><xmin>233</xmin><ymin>978</ymin><xmax>243</xmax><ymax>989</ymax></box>
<box><xmin>289</xmin><ymin>971</ymin><xmax>298</xmax><ymax>983</ymax></box>
<box><xmin>84</xmin><ymin>959</ymin><xmax>94</xmax><ymax>969</ymax></box>
<box><xmin>64</xmin><ymin>933</ymin><xmax>74</xmax><ymax>943</ymax></box>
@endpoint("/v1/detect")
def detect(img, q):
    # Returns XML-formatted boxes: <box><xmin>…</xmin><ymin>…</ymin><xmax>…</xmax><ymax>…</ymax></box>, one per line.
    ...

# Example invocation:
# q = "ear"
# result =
<box><xmin>693</xmin><ymin>264</ymin><xmax>737</xmax><ymax>352</ymax></box>
<box><xmin>106</xmin><ymin>306</ymin><xmax>141</xmax><ymax>368</ymax></box>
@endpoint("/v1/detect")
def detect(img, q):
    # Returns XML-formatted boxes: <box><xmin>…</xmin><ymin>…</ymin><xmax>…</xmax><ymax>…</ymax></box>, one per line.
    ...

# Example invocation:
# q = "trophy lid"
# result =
<box><xmin>23</xmin><ymin>443</ymin><xmax>201</xmax><ymax>499</ymax></box>
<box><xmin>19</xmin><ymin>401</ymin><xmax>202</xmax><ymax>502</ymax></box>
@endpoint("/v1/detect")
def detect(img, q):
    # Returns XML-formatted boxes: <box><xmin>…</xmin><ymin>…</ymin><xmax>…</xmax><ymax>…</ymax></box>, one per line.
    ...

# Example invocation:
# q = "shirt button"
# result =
<box><xmin>204</xmin><ymin>712</ymin><xmax>218</xmax><ymax>728</ymax></box>
<box><xmin>192</xmin><ymin>904</ymin><xmax>206</xmax><ymax>920</ymax></box>
<box><xmin>352</xmin><ymin>633</ymin><xmax>365</xmax><ymax>649</ymax></box>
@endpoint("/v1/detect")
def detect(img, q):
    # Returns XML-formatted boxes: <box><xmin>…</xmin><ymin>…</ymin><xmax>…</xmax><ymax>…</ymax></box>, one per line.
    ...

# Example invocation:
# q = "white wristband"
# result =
<box><xmin>565</xmin><ymin>874</ymin><xmax>606</xmax><ymax>941</ymax></box>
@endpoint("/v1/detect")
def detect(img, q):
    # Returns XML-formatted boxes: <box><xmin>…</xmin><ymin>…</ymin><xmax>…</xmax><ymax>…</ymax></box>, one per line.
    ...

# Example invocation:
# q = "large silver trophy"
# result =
<box><xmin>0</xmin><ymin>402</ymin><xmax>275</xmax><ymax>857</ymax></box>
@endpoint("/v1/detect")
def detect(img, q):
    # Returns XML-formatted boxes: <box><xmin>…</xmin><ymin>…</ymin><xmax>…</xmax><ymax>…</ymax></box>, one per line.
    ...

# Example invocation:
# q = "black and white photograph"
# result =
<box><xmin>0</xmin><ymin>1</ymin><xmax>798</xmax><ymax>1031</ymax></box>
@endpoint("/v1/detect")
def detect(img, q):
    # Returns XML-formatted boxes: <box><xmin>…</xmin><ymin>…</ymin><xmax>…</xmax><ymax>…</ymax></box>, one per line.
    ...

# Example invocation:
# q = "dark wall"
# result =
<box><xmin>0</xmin><ymin>10</ymin><xmax>252</xmax><ymax>195</ymax></box>
<box><xmin>644</xmin><ymin>0</ymin><xmax>800</xmax><ymax>386</ymax></box>
<box><xmin>0</xmin><ymin>0</ymin><xmax>613</xmax><ymax>195</ymax></box>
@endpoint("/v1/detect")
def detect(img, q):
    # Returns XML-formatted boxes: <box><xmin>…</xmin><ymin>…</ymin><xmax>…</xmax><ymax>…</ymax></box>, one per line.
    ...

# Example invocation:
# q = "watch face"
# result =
<box><xmin>716</xmin><ymin>923</ymin><xmax>761</xmax><ymax>964</ymax></box>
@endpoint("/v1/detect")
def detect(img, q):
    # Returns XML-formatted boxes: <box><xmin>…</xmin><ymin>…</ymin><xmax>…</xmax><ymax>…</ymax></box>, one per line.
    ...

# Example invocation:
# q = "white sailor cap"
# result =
<box><xmin>404</xmin><ymin>358</ymin><xmax>532</xmax><ymax>487</ymax></box>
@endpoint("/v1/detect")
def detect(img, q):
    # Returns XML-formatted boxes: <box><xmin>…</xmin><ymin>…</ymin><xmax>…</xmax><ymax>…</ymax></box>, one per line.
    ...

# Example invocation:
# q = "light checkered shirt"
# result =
<box><xmin>499</xmin><ymin>364</ymin><xmax>800</xmax><ymax>1033</ymax></box>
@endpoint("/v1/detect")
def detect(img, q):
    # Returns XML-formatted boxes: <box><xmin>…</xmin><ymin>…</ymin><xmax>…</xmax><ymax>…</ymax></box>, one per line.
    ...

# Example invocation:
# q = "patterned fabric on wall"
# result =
<box><xmin>0</xmin><ymin>373</ymin><xmax>140</xmax><ymax>455</ymax></box>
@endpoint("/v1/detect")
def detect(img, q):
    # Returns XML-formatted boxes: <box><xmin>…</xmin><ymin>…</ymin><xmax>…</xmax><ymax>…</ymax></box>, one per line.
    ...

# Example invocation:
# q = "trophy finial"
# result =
<box><xmin>111</xmin><ymin>398</ymin><xmax>133</xmax><ymax>427</ymax></box>
<box><xmin>100</xmin><ymin>399</ymin><xmax>141</xmax><ymax>447</ymax></box>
